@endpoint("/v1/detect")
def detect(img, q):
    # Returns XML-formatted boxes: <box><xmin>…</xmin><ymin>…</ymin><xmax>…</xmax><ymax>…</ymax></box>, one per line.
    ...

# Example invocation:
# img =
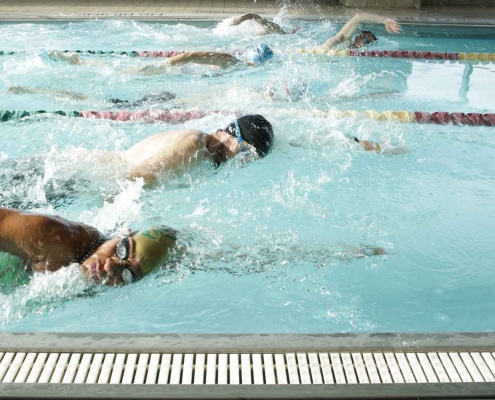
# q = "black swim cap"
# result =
<box><xmin>224</xmin><ymin>114</ymin><xmax>274</xmax><ymax>157</ymax></box>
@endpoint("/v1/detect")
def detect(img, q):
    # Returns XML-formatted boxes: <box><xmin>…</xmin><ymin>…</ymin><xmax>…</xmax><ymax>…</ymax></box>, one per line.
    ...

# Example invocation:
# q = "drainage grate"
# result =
<box><xmin>1</xmin><ymin>350</ymin><xmax>495</xmax><ymax>385</ymax></box>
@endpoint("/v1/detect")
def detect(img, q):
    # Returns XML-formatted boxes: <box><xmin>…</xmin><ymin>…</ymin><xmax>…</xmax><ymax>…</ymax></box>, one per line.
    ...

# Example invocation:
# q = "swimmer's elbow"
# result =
<box><xmin>126</xmin><ymin>169</ymin><xmax>158</xmax><ymax>187</ymax></box>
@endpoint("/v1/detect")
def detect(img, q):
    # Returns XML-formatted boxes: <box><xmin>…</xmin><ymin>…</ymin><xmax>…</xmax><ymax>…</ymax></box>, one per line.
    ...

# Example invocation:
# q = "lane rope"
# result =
<box><xmin>296</xmin><ymin>49</ymin><xmax>495</xmax><ymax>63</ymax></box>
<box><xmin>1</xmin><ymin>108</ymin><xmax>494</xmax><ymax>126</ymax></box>
<box><xmin>303</xmin><ymin>109</ymin><xmax>495</xmax><ymax>125</ymax></box>
<box><xmin>2</xmin><ymin>49</ymin><xmax>495</xmax><ymax>63</ymax></box>
<box><xmin>0</xmin><ymin>109</ymin><xmax>221</xmax><ymax>122</ymax></box>
<box><xmin>0</xmin><ymin>49</ymin><xmax>495</xmax><ymax>63</ymax></box>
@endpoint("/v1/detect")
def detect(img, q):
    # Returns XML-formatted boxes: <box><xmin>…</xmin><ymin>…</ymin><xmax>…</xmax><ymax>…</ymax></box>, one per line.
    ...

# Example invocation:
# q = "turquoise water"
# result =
<box><xmin>1</xmin><ymin>16</ymin><xmax>495</xmax><ymax>333</ymax></box>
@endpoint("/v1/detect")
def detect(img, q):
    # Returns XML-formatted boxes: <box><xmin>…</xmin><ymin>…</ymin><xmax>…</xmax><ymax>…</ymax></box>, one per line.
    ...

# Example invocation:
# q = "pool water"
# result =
<box><xmin>1</xmin><ymin>15</ymin><xmax>495</xmax><ymax>333</ymax></box>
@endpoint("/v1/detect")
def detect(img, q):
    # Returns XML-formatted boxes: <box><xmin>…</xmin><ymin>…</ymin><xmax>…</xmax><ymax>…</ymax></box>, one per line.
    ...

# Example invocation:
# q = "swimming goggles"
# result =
<box><xmin>232</xmin><ymin>119</ymin><xmax>251</xmax><ymax>153</ymax></box>
<box><xmin>115</xmin><ymin>236</ymin><xmax>138</xmax><ymax>285</ymax></box>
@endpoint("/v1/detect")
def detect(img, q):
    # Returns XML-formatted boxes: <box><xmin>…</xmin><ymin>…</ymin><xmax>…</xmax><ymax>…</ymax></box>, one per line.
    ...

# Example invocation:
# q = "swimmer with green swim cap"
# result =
<box><xmin>0</xmin><ymin>207</ymin><xmax>178</xmax><ymax>287</ymax></box>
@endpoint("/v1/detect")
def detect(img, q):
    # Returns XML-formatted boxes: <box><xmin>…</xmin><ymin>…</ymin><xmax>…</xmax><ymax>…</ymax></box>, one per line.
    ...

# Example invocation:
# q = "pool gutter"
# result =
<box><xmin>0</xmin><ymin>13</ymin><xmax>494</xmax><ymax>27</ymax></box>
<box><xmin>1</xmin><ymin>332</ymin><xmax>495</xmax><ymax>399</ymax></box>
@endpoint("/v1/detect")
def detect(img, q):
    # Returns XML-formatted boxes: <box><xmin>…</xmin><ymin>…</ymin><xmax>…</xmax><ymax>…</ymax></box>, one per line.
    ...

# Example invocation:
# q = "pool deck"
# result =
<box><xmin>0</xmin><ymin>0</ymin><xmax>495</xmax><ymax>25</ymax></box>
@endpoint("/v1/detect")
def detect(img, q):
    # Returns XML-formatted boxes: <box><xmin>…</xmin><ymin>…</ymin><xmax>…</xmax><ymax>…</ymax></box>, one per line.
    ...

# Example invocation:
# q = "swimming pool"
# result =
<box><xmin>1</xmin><ymin>16</ymin><xmax>495</xmax><ymax>334</ymax></box>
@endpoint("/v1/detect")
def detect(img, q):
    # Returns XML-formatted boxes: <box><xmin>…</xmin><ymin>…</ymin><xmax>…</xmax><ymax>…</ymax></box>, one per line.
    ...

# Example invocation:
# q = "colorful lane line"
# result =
<box><xmin>296</xmin><ymin>49</ymin><xmax>495</xmax><ymax>62</ymax></box>
<box><xmin>1</xmin><ymin>109</ymin><xmax>495</xmax><ymax>126</ymax></box>
<box><xmin>1</xmin><ymin>49</ymin><xmax>495</xmax><ymax>63</ymax></box>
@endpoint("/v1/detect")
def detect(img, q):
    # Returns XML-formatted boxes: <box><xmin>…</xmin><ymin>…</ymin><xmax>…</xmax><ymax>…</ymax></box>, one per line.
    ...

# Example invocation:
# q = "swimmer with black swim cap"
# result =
<box><xmin>314</xmin><ymin>12</ymin><xmax>400</xmax><ymax>52</ymax></box>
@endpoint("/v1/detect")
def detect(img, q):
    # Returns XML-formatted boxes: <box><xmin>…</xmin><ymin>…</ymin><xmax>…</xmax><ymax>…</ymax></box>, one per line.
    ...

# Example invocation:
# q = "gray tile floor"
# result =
<box><xmin>0</xmin><ymin>0</ymin><xmax>494</xmax><ymax>23</ymax></box>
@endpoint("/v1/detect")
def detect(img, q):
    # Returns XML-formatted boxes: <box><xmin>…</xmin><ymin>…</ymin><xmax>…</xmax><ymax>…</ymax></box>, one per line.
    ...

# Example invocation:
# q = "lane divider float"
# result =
<box><xmin>1</xmin><ymin>108</ymin><xmax>494</xmax><ymax>126</ymax></box>
<box><xmin>296</xmin><ymin>49</ymin><xmax>495</xmax><ymax>63</ymax></box>
<box><xmin>298</xmin><ymin>109</ymin><xmax>495</xmax><ymax>126</ymax></box>
<box><xmin>0</xmin><ymin>50</ymin><xmax>185</xmax><ymax>58</ymax></box>
<box><xmin>2</xmin><ymin>49</ymin><xmax>494</xmax><ymax>63</ymax></box>
<box><xmin>0</xmin><ymin>109</ymin><xmax>221</xmax><ymax>122</ymax></box>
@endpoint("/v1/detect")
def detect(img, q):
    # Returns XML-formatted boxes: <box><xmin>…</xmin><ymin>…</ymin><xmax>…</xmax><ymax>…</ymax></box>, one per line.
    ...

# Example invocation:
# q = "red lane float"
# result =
<box><xmin>80</xmin><ymin>109</ymin><xmax>223</xmax><ymax>122</ymax></box>
<box><xmin>411</xmin><ymin>112</ymin><xmax>495</xmax><ymax>126</ymax></box>
<box><xmin>300</xmin><ymin>48</ymin><xmax>495</xmax><ymax>62</ymax></box>
<box><xmin>137</xmin><ymin>50</ymin><xmax>184</xmax><ymax>58</ymax></box>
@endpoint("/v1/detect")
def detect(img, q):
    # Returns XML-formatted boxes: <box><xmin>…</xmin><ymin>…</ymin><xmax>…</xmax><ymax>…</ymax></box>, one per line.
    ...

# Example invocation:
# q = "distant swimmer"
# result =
<box><xmin>0</xmin><ymin>207</ymin><xmax>177</xmax><ymax>286</ymax></box>
<box><xmin>314</xmin><ymin>11</ymin><xmax>401</xmax><ymax>51</ymax></box>
<box><xmin>49</xmin><ymin>43</ymin><xmax>274</xmax><ymax>75</ymax></box>
<box><xmin>220</xmin><ymin>13</ymin><xmax>299</xmax><ymax>35</ymax></box>
<box><xmin>7</xmin><ymin>85</ymin><xmax>177</xmax><ymax>106</ymax></box>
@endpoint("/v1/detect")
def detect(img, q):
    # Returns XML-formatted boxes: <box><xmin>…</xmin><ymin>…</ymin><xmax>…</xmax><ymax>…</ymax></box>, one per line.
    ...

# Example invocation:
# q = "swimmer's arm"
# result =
<box><xmin>226</xmin><ymin>13</ymin><xmax>285</xmax><ymax>34</ymax></box>
<box><xmin>317</xmin><ymin>12</ymin><xmax>363</xmax><ymax>51</ymax></box>
<box><xmin>318</xmin><ymin>12</ymin><xmax>400</xmax><ymax>51</ymax></box>
<box><xmin>0</xmin><ymin>207</ymin><xmax>102</xmax><ymax>272</ymax></box>
<box><xmin>167</xmin><ymin>51</ymin><xmax>239</xmax><ymax>69</ymax></box>
<box><xmin>352</xmin><ymin>12</ymin><xmax>401</xmax><ymax>34</ymax></box>
<box><xmin>351</xmin><ymin>137</ymin><xmax>408</xmax><ymax>154</ymax></box>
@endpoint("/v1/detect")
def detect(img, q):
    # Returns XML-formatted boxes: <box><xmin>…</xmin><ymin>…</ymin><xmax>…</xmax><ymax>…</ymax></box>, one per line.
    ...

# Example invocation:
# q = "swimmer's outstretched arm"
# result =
<box><xmin>225</xmin><ymin>13</ymin><xmax>285</xmax><ymax>34</ymax></box>
<box><xmin>167</xmin><ymin>51</ymin><xmax>239</xmax><ymax>68</ymax></box>
<box><xmin>317</xmin><ymin>11</ymin><xmax>401</xmax><ymax>51</ymax></box>
<box><xmin>353</xmin><ymin>137</ymin><xmax>381</xmax><ymax>152</ymax></box>
<box><xmin>7</xmin><ymin>85</ymin><xmax>88</xmax><ymax>101</ymax></box>
<box><xmin>123</xmin><ymin>51</ymin><xmax>239</xmax><ymax>75</ymax></box>
<box><xmin>351</xmin><ymin>137</ymin><xmax>408</xmax><ymax>155</ymax></box>
<box><xmin>0</xmin><ymin>207</ymin><xmax>103</xmax><ymax>273</ymax></box>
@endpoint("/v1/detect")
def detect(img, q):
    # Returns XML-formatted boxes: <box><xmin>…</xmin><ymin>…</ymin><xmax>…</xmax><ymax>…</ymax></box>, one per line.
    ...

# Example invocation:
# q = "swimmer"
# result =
<box><xmin>7</xmin><ymin>85</ymin><xmax>177</xmax><ymax>107</ymax></box>
<box><xmin>0</xmin><ymin>207</ymin><xmax>177</xmax><ymax>286</ymax></box>
<box><xmin>221</xmin><ymin>13</ymin><xmax>298</xmax><ymax>35</ymax></box>
<box><xmin>315</xmin><ymin>11</ymin><xmax>401</xmax><ymax>51</ymax></box>
<box><xmin>50</xmin><ymin>43</ymin><xmax>274</xmax><ymax>74</ymax></box>
<box><xmin>94</xmin><ymin>114</ymin><xmax>273</xmax><ymax>186</ymax></box>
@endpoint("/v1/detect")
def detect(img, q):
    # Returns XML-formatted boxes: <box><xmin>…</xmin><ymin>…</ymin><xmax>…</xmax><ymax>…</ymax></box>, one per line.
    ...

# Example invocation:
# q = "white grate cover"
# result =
<box><xmin>1</xmin><ymin>350</ymin><xmax>495</xmax><ymax>385</ymax></box>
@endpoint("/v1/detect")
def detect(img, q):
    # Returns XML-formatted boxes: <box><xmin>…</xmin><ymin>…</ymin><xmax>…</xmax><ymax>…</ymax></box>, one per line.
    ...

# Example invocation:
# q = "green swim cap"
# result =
<box><xmin>133</xmin><ymin>226</ymin><xmax>177</xmax><ymax>277</ymax></box>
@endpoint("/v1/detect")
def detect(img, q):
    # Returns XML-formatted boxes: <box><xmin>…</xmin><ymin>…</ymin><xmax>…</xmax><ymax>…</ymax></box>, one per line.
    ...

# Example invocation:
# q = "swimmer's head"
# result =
<box><xmin>80</xmin><ymin>226</ymin><xmax>177</xmax><ymax>286</ymax></box>
<box><xmin>224</xmin><ymin>114</ymin><xmax>274</xmax><ymax>157</ymax></box>
<box><xmin>132</xmin><ymin>227</ymin><xmax>177</xmax><ymax>276</ymax></box>
<box><xmin>351</xmin><ymin>31</ymin><xmax>377</xmax><ymax>49</ymax></box>
<box><xmin>244</xmin><ymin>43</ymin><xmax>274</xmax><ymax>65</ymax></box>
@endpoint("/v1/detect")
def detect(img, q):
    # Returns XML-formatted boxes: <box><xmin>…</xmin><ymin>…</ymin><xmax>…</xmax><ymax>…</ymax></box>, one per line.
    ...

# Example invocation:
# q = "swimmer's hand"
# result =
<box><xmin>49</xmin><ymin>51</ymin><xmax>82</xmax><ymax>65</ymax></box>
<box><xmin>358</xmin><ymin>139</ymin><xmax>381</xmax><ymax>152</ymax></box>
<box><xmin>7</xmin><ymin>85</ymin><xmax>34</xmax><ymax>94</ymax></box>
<box><xmin>385</xmin><ymin>18</ymin><xmax>401</xmax><ymax>34</ymax></box>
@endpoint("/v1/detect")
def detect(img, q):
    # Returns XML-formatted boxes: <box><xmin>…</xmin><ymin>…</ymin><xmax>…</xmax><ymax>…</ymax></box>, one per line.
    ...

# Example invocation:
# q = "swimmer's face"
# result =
<box><xmin>80</xmin><ymin>235</ymin><xmax>141</xmax><ymax>286</ymax></box>
<box><xmin>213</xmin><ymin>130</ymin><xmax>249</xmax><ymax>158</ymax></box>
<box><xmin>351</xmin><ymin>31</ymin><xmax>377</xmax><ymax>49</ymax></box>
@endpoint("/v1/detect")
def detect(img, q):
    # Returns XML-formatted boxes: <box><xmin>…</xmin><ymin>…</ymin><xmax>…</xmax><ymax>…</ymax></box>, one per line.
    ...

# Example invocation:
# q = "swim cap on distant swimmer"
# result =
<box><xmin>244</xmin><ymin>43</ymin><xmax>274</xmax><ymax>64</ymax></box>
<box><xmin>132</xmin><ymin>226</ymin><xmax>178</xmax><ymax>277</ymax></box>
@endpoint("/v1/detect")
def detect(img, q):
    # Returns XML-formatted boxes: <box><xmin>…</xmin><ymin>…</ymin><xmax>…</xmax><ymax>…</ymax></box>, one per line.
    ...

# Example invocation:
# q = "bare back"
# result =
<box><xmin>122</xmin><ymin>129</ymin><xmax>212</xmax><ymax>184</ymax></box>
